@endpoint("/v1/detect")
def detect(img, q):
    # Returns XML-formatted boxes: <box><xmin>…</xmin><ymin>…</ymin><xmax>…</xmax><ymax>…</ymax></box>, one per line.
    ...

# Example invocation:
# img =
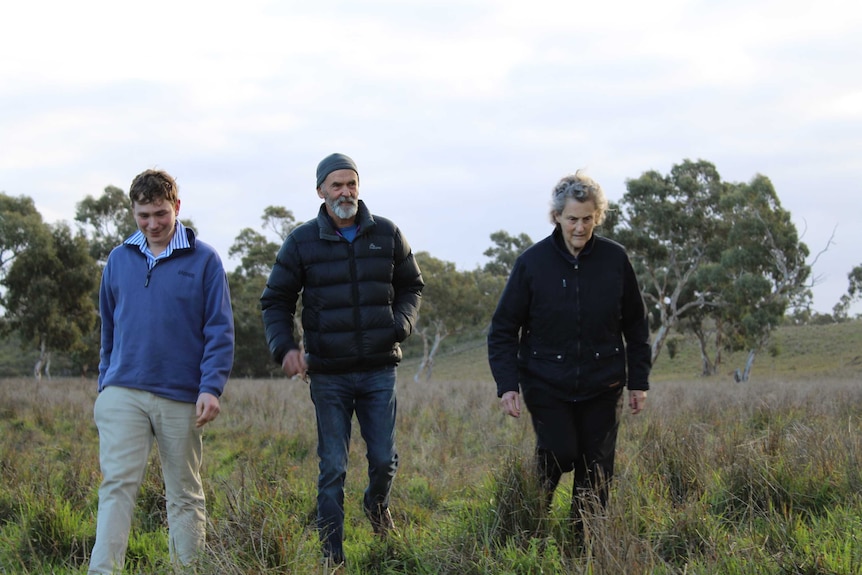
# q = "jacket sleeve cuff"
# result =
<box><xmin>497</xmin><ymin>384</ymin><xmax>520</xmax><ymax>398</ymax></box>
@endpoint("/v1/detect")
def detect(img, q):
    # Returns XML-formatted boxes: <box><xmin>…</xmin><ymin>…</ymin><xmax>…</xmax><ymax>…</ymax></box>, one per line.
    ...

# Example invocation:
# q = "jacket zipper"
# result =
<box><xmin>348</xmin><ymin>241</ymin><xmax>364</xmax><ymax>362</ymax></box>
<box><xmin>574</xmin><ymin>260</ymin><xmax>580</xmax><ymax>390</ymax></box>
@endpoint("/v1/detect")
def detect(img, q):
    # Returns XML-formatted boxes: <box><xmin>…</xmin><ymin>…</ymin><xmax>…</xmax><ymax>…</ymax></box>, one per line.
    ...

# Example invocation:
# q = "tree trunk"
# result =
<box><xmin>694</xmin><ymin>331</ymin><xmax>714</xmax><ymax>376</ymax></box>
<box><xmin>733</xmin><ymin>350</ymin><xmax>757</xmax><ymax>382</ymax></box>
<box><xmin>414</xmin><ymin>323</ymin><xmax>449</xmax><ymax>382</ymax></box>
<box><xmin>713</xmin><ymin>349</ymin><xmax>722</xmax><ymax>375</ymax></box>
<box><xmin>424</xmin><ymin>331</ymin><xmax>446</xmax><ymax>381</ymax></box>
<box><xmin>742</xmin><ymin>349</ymin><xmax>756</xmax><ymax>382</ymax></box>
<box><xmin>651</xmin><ymin>324</ymin><xmax>670</xmax><ymax>366</ymax></box>
<box><xmin>33</xmin><ymin>338</ymin><xmax>48</xmax><ymax>380</ymax></box>
<box><xmin>414</xmin><ymin>330</ymin><xmax>431</xmax><ymax>383</ymax></box>
<box><xmin>714</xmin><ymin>327</ymin><xmax>723</xmax><ymax>374</ymax></box>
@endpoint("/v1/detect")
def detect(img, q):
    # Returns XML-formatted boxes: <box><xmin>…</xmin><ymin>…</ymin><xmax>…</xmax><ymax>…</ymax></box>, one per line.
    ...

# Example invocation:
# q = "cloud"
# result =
<box><xmin>1</xmin><ymin>0</ymin><xmax>861</xmax><ymax>314</ymax></box>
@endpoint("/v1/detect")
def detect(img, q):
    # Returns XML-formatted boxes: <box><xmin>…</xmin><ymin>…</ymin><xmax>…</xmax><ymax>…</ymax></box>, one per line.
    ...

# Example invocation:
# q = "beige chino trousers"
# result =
<box><xmin>88</xmin><ymin>386</ymin><xmax>205</xmax><ymax>574</ymax></box>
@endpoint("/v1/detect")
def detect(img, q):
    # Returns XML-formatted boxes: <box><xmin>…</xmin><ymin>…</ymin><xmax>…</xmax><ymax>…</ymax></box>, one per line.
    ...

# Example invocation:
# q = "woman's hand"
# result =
<box><xmin>628</xmin><ymin>389</ymin><xmax>647</xmax><ymax>415</ymax></box>
<box><xmin>500</xmin><ymin>391</ymin><xmax>521</xmax><ymax>418</ymax></box>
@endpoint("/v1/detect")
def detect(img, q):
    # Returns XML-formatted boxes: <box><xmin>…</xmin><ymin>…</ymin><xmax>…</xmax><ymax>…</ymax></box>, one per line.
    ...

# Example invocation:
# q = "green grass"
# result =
<box><xmin>1</xmin><ymin>320</ymin><xmax>861</xmax><ymax>573</ymax></box>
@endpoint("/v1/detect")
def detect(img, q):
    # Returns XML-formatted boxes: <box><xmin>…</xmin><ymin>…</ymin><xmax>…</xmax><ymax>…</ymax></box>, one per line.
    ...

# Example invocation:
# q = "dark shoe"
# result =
<box><xmin>365</xmin><ymin>506</ymin><xmax>395</xmax><ymax>535</ymax></box>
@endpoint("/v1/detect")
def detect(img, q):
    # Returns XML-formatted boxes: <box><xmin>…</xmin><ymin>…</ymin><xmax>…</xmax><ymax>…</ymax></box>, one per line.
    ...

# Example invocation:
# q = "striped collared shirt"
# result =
<box><xmin>124</xmin><ymin>221</ymin><xmax>191</xmax><ymax>269</ymax></box>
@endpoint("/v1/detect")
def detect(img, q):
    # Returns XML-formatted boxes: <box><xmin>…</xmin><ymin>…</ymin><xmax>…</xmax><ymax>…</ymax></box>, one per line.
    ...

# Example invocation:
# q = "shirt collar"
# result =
<box><xmin>125</xmin><ymin>221</ymin><xmax>191</xmax><ymax>253</ymax></box>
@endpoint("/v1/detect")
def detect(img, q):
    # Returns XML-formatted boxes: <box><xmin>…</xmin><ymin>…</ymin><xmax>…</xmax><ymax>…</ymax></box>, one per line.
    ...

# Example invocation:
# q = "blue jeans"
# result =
<box><xmin>309</xmin><ymin>366</ymin><xmax>398</xmax><ymax>561</ymax></box>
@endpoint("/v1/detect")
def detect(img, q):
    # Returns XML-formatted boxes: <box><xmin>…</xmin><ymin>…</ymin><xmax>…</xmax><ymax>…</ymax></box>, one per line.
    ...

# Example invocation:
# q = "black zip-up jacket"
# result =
<box><xmin>487</xmin><ymin>229</ymin><xmax>651</xmax><ymax>402</ymax></box>
<box><xmin>261</xmin><ymin>200</ymin><xmax>423</xmax><ymax>374</ymax></box>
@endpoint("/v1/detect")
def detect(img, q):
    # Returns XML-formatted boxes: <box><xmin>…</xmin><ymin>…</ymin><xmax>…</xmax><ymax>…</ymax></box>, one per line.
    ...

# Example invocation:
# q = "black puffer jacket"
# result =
<box><xmin>261</xmin><ymin>200</ymin><xmax>423</xmax><ymax>374</ymax></box>
<box><xmin>487</xmin><ymin>229</ymin><xmax>651</xmax><ymax>402</ymax></box>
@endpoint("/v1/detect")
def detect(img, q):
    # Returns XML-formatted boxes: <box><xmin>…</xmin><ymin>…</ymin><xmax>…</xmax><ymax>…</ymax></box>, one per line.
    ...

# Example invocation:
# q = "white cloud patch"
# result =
<box><xmin>1</xmin><ymin>0</ymin><xmax>861</xmax><ymax>313</ymax></box>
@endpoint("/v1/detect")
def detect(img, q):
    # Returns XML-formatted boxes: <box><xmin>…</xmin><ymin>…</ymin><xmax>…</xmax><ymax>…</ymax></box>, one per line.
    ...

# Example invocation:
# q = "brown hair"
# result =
<box><xmin>129</xmin><ymin>169</ymin><xmax>179</xmax><ymax>208</ymax></box>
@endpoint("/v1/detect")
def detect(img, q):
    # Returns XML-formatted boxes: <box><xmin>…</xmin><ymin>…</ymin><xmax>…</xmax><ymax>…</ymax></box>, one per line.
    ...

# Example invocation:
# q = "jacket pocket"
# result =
<box><xmin>525</xmin><ymin>348</ymin><xmax>569</xmax><ymax>383</ymax></box>
<box><xmin>590</xmin><ymin>342</ymin><xmax>622</xmax><ymax>361</ymax></box>
<box><xmin>589</xmin><ymin>342</ymin><xmax>626</xmax><ymax>387</ymax></box>
<box><xmin>529</xmin><ymin>348</ymin><xmax>566</xmax><ymax>362</ymax></box>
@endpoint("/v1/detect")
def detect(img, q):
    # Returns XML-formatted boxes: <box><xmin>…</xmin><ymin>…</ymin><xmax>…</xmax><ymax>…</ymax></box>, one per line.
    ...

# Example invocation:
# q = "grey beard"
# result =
<box><xmin>330</xmin><ymin>198</ymin><xmax>358</xmax><ymax>220</ymax></box>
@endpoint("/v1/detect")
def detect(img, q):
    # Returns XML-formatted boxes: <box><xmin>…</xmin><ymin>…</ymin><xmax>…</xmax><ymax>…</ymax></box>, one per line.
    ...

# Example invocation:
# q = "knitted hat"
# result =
<box><xmin>316</xmin><ymin>153</ymin><xmax>359</xmax><ymax>188</ymax></box>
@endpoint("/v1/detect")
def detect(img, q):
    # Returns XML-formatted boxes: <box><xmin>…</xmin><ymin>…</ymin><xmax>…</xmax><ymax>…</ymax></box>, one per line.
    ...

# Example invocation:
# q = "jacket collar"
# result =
<box><xmin>317</xmin><ymin>199</ymin><xmax>375</xmax><ymax>240</ymax></box>
<box><xmin>551</xmin><ymin>226</ymin><xmax>596</xmax><ymax>262</ymax></box>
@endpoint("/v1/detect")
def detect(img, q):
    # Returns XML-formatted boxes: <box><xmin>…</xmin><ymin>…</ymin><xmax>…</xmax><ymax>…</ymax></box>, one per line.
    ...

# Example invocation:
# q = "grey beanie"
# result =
<box><xmin>316</xmin><ymin>153</ymin><xmax>359</xmax><ymax>188</ymax></box>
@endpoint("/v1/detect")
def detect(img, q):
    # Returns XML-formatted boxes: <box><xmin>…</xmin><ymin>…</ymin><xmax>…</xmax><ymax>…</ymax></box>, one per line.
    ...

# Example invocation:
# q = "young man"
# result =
<box><xmin>89</xmin><ymin>169</ymin><xmax>234</xmax><ymax>574</ymax></box>
<box><xmin>261</xmin><ymin>153</ymin><xmax>423</xmax><ymax>568</ymax></box>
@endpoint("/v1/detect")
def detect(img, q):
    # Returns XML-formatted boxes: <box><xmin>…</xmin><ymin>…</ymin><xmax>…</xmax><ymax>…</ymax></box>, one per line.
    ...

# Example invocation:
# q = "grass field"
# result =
<box><xmin>1</xmin><ymin>321</ymin><xmax>861</xmax><ymax>574</ymax></box>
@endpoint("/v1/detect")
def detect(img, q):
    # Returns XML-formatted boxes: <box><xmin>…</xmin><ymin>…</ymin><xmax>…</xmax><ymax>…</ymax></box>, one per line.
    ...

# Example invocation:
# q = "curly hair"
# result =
<box><xmin>129</xmin><ymin>169</ymin><xmax>179</xmax><ymax>207</ymax></box>
<box><xmin>549</xmin><ymin>169</ymin><xmax>608</xmax><ymax>226</ymax></box>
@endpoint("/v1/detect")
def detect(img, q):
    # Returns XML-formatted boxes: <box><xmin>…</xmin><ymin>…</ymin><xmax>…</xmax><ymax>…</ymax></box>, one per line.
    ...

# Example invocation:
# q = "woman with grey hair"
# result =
<box><xmin>487</xmin><ymin>169</ymin><xmax>651</xmax><ymax>537</ymax></box>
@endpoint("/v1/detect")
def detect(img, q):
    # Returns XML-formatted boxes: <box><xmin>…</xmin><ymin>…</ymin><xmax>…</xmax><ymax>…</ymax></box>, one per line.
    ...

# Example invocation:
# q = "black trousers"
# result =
<box><xmin>526</xmin><ymin>387</ymin><xmax>624</xmax><ymax>516</ymax></box>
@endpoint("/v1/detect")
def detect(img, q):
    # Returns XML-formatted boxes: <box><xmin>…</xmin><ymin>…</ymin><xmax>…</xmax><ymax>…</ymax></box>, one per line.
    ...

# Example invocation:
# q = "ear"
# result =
<box><xmin>174</xmin><ymin>198</ymin><xmax>182</xmax><ymax>216</ymax></box>
<box><xmin>317</xmin><ymin>186</ymin><xmax>325</xmax><ymax>199</ymax></box>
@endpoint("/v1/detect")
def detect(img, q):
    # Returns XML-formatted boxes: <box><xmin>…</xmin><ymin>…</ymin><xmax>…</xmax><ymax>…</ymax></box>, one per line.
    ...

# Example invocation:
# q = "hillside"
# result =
<box><xmin>1</xmin><ymin>319</ymin><xmax>859</xmax><ymax>382</ymax></box>
<box><xmin>400</xmin><ymin>319</ymin><xmax>862</xmax><ymax>385</ymax></box>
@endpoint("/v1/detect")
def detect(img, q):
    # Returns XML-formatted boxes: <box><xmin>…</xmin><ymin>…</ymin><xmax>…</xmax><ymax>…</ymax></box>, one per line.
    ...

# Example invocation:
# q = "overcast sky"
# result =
<box><xmin>2</xmin><ymin>0</ymin><xmax>860</xmax><ymax>314</ymax></box>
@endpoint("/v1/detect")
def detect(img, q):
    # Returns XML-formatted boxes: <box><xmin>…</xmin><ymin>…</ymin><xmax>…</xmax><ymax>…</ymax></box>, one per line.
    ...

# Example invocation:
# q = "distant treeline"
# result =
<box><xmin>1</xmin><ymin>159</ymin><xmax>860</xmax><ymax>379</ymax></box>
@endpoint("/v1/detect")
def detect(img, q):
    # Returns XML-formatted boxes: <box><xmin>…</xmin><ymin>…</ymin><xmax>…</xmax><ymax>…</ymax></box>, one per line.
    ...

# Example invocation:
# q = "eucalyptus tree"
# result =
<box><xmin>677</xmin><ymin>261</ymin><xmax>733</xmax><ymax>376</ymax></box>
<box><xmin>412</xmin><ymin>252</ymin><xmax>503</xmax><ymax>382</ymax></box>
<box><xmin>228</xmin><ymin>206</ymin><xmax>300</xmax><ymax>377</ymax></box>
<box><xmin>609</xmin><ymin>159</ymin><xmax>727</xmax><ymax>364</ymax></box>
<box><xmin>227</xmin><ymin>226</ymin><xmax>280</xmax><ymax>377</ymax></box>
<box><xmin>610</xmin><ymin>161</ymin><xmax>811</xmax><ymax>378</ymax></box>
<box><xmin>228</xmin><ymin>269</ymin><xmax>276</xmax><ymax>378</ymax></box>
<box><xmin>833</xmin><ymin>264</ymin><xmax>862</xmax><ymax>320</ymax></box>
<box><xmin>229</xmin><ymin>228</ymin><xmax>282</xmax><ymax>279</ymax></box>
<box><xmin>483</xmin><ymin>230</ymin><xmax>533</xmax><ymax>277</ymax></box>
<box><xmin>1</xmin><ymin>222</ymin><xmax>100</xmax><ymax>378</ymax></box>
<box><xmin>261</xmin><ymin>205</ymin><xmax>298</xmax><ymax>242</ymax></box>
<box><xmin>714</xmin><ymin>175</ymin><xmax>811</xmax><ymax>380</ymax></box>
<box><xmin>0</xmin><ymin>193</ymin><xmax>52</xmax><ymax>282</ymax></box>
<box><xmin>230</xmin><ymin>206</ymin><xmax>298</xmax><ymax>280</ymax></box>
<box><xmin>75</xmin><ymin>185</ymin><xmax>137</xmax><ymax>264</ymax></box>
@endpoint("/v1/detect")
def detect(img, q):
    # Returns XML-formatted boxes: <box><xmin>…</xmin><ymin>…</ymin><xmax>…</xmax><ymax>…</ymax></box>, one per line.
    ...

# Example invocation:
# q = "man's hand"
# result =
<box><xmin>196</xmin><ymin>392</ymin><xmax>221</xmax><ymax>428</ymax></box>
<box><xmin>282</xmin><ymin>349</ymin><xmax>308</xmax><ymax>380</ymax></box>
<box><xmin>628</xmin><ymin>389</ymin><xmax>647</xmax><ymax>415</ymax></box>
<box><xmin>500</xmin><ymin>390</ymin><xmax>521</xmax><ymax>418</ymax></box>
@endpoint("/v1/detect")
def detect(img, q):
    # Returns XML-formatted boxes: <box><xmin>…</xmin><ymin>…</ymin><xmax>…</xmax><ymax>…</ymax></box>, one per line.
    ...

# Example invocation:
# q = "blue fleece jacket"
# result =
<box><xmin>98</xmin><ymin>226</ymin><xmax>235</xmax><ymax>403</ymax></box>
